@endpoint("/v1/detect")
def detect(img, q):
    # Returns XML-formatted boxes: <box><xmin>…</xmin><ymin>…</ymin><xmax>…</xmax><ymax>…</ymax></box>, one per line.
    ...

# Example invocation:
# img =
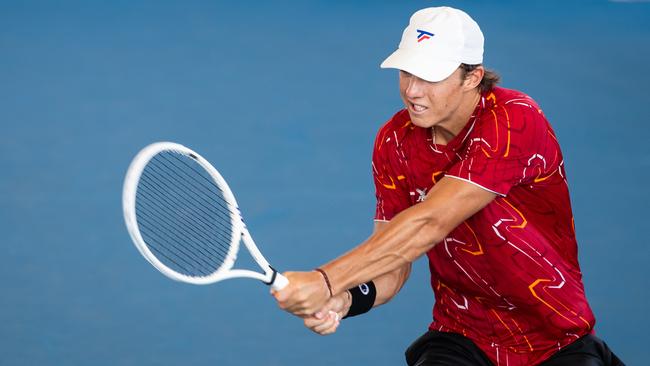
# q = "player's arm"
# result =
<box><xmin>368</xmin><ymin>221</ymin><xmax>412</xmax><ymax>307</ymax></box>
<box><xmin>303</xmin><ymin>221</ymin><xmax>411</xmax><ymax>335</ymax></box>
<box><xmin>323</xmin><ymin>177</ymin><xmax>495</xmax><ymax>296</ymax></box>
<box><xmin>275</xmin><ymin>176</ymin><xmax>496</xmax><ymax>316</ymax></box>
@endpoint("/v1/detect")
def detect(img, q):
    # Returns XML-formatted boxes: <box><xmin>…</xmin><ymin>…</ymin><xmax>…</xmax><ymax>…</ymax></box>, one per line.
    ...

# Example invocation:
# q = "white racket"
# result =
<box><xmin>122</xmin><ymin>141</ymin><xmax>289</xmax><ymax>291</ymax></box>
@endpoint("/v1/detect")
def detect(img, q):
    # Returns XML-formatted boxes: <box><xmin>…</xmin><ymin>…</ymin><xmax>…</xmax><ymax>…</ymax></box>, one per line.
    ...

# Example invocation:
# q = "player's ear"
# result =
<box><xmin>463</xmin><ymin>65</ymin><xmax>484</xmax><ymax>91</ymax></box>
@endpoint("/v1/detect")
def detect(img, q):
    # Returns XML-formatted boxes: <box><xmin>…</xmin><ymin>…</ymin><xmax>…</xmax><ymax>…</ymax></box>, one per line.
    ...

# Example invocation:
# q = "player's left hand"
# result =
<box><xmin>272</xmin><ymin>271</ymin><xmax>331</xmax><ymax>317</ymax></box>
<box><xmin>303</xmin><ymin>291</ymin><xmax>350</xmax><ymax>335</ymax></box>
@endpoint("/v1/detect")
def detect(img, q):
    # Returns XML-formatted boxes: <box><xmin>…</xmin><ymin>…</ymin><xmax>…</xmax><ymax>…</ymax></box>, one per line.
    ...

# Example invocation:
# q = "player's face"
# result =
<box><xmin>399</xmin><ymin>68</ymin><xmax>465</xmax><ymax>129</ymax></box>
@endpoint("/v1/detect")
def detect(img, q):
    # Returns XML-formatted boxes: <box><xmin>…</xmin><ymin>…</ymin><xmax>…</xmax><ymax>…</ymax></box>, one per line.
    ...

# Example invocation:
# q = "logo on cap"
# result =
<box><xmin>416</xmin><ymin>29</ymin><xmax>434</xmax><ymax>42</ymax></box>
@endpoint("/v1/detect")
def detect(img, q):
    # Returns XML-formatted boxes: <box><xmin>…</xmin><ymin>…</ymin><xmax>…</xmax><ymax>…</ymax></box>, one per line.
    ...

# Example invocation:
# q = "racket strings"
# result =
<box><xmin>137</xmin><ymin>172</ymin><xmax>234</xmax><ymax>251</ymax></box>
<box><xmin>143</xmin><ymin>157</ymin><xmax>237</xmax><ymax>235</ymax></box>
<box><xmin>136</xmin><ymin>179</ymin><xmax>230</xmax><ymax>258</ymax></box>
<box><xmin>135</xmin><ymin>151</ymin><xmax>238</xmax><ymax>277</ymax></box>
<box><xmin>138</xmin><ymin>165</ymin><xmax>233</xmax><ymax>262</ymax></box>
<box><xmin>138</xmin><ymin>171</ymin><xmax>233</xmax><ymax>241</ymax></box>
<box><xmin>156</xmin><ymin>153</ymin><xmax>234</xmax><ymax>216</ymax></box>
<box><xmin>136</xmin><ymin>218</ymin><xmax>214</xmax><ymax>275</ymax></box>
<box><xmin>138</xmin><ymin>158</ymin><xmax>233</xmax><ymax>248</ymax></box>
<box><xmin>135</xmin><ymin>190</ymin><xmax>229</xmax><ymax>265</ymax></box>
<box><xmin>136</xmin><ymin>192</ymin><xmax>228</xmax><ymax>277</ymax></box>
<box><xmin>136</xmin><ymin>187</ymin><xmax>230</xmax><ymax>276</ymax></box>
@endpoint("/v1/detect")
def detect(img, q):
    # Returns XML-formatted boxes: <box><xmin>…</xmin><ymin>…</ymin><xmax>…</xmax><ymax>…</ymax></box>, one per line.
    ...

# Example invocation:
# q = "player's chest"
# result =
<box><xmin>397</xmin><ymin>139</ymin><xmax>463</xmax><ymax>205</ymax></box>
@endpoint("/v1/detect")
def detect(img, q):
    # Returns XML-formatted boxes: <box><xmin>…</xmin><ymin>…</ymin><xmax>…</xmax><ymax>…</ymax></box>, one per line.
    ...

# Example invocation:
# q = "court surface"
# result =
<box><xmin>1</xmin><ymin>1</ymin><xmax>648</xmax><ymax>364</ymax></box>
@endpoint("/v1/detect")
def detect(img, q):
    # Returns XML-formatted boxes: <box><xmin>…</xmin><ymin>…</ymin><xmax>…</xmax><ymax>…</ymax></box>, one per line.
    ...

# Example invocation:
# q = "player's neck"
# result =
<box><xmin>433</xmin><ymin>90</ymin><xmax>481</xmax><ymax>145</ymax></box>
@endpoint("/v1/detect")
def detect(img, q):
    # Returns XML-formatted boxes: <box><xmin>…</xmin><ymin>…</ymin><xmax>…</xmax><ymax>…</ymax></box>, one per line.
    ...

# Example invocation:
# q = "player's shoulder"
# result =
<box><xmin>373</xmin><ymin>109</ymin><xmax>412</xmax><ymax>152</ymax></box>
<box><xmin>470</xmin><ymin>87</ymin><xmax>555</xmax><ymax>156</ymax></box>
<box><xmin>486</xmin><ymin>87</ymin><xmax>544</xmax><ymax>120</ymax></box>
<box><xmin>479</xmin><ymin>87</ymin><xmax>548</xmax><ymax>130</ymax></box>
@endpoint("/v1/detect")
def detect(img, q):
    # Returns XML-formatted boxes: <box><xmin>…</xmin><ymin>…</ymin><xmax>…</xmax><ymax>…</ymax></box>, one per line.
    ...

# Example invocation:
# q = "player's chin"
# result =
<box><xmin>408</xmin><ymin>114</ymin><xmax>436</xmax><ymax>129</ymax></box>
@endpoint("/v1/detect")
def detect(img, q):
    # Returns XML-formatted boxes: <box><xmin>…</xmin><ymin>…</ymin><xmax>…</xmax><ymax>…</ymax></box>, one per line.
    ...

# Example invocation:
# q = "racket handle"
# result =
<box><xmin>270</xmin><ymin>273</ymin><xmax>289</xmax><ymax>291</ymax></box>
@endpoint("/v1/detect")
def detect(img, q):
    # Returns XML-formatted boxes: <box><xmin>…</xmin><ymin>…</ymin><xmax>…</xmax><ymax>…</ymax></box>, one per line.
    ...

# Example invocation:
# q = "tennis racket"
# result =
<box><xmin>122</xmin><ymin>141</ymin><xmax>289</xmax><ymax>291</ymax></box>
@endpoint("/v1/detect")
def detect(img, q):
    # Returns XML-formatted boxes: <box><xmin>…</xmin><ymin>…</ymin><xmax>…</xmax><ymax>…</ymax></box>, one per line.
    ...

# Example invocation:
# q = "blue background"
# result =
<box><xmin>1</xmin><ymin>0</ymin><xmax>648</xmax><ymax>364</ymax></box>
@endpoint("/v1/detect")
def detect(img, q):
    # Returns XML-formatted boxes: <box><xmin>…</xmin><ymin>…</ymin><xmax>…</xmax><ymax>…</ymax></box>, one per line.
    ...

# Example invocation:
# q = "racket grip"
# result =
<box><xmin>270</xmin><ymin>273</ymin><xmax>289</xmax><ymax>291</ymax></box>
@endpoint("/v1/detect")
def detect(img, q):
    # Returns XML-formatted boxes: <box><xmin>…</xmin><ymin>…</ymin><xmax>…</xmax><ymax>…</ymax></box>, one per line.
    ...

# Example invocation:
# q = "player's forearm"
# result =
<box><xmin>321</xmin><ymin>177</ymin><xmax>495</xmax><ymax>297</ymax></box>
<box><xmin>323</xmin><ymin>202</ymin><xmax>442</xmax><ymax>295</ymax></box>
<box><xmin>372</xmin><ymin>262</ymin><xmax>411</xmax><ymax>307</ymax></box>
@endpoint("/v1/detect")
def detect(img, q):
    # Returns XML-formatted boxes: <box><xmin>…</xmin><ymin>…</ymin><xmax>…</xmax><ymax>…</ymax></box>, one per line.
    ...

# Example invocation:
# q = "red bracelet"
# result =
<box><xmin>315</xmin><ymin>268</ymin><xmax>333</xmax><ymax>297</ymax></box>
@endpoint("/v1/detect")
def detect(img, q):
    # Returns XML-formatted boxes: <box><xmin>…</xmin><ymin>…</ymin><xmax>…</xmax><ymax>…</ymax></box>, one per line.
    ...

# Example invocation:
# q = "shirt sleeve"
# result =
<box><xmin>446</xmin><ymin>103</ymin><xmax>561</xmax><ymax>196</ymax></box>
<box><xmin>372</xmin><ymin>123</ymin><xmax>411</xmax><ymax>221</ymax></box>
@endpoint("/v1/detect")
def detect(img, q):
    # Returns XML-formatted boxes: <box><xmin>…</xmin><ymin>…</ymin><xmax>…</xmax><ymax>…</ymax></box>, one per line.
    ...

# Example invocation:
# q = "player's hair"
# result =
<box><xmin>460</xmin><ymin>64</ymin><xmax>500</xmax><ymax>93</ymax></box>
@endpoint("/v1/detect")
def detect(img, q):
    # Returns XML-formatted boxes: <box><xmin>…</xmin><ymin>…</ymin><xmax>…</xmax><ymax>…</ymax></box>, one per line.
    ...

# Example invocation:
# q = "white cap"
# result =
<box><xmin>380</xmin><ymin>7</ymin><xmax>484</xmax><ymax>82</ymax></box>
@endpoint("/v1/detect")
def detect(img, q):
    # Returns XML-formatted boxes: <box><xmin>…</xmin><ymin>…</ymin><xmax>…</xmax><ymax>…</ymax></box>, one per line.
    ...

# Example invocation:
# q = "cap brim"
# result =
<box><xmin>380</xmin><ymin>48</ymin><xmax>460</xmax><ymax>82</ymax></box>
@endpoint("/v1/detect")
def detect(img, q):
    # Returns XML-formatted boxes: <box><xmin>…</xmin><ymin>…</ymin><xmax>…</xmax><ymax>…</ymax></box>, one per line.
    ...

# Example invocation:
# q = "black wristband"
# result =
<box><xmin>343</xmin><ymin>281</ymin><xmax>376</xmax><ymax>319</ymax></box>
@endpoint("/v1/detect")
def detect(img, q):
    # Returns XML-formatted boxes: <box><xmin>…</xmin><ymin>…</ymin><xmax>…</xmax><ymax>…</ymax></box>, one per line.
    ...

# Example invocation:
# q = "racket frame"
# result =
<box><xmin>123</xmin><ymin>142</ymin><xmax>288</xmax><ymax>290</ymax></box>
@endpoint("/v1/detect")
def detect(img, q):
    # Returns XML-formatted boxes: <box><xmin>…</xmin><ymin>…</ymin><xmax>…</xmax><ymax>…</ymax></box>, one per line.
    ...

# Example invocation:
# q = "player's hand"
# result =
<box><xmin>272</xmin><ymin>271</ymin><xmax>331</xmax><ymax>317</ymax></box>
<box><xmin>303</xmin><ymin>291</ymin><xmax>351</xmax><ymax>335</ymax></box>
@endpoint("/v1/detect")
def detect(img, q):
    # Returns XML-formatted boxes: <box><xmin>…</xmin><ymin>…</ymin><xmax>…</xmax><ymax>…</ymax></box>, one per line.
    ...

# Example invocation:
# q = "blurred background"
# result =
<box><xmin>1</xmin><ymin>0</ymin><xmax>648</xmax><ymax>364</ymax></box>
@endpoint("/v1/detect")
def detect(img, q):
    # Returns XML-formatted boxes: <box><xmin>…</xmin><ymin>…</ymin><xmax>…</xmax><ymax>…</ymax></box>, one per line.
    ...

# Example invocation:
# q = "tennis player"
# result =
<box><xmin>273</xmin><ymin>7</ymin><xmax>623</xmax><ymax>366</ymax></box>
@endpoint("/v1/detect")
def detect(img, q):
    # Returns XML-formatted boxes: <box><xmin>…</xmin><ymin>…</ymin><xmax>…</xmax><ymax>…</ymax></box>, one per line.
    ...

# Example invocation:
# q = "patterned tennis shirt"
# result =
<box><xmin>372</xmin><ymin>87</ymin><xmax>595</xmax><ymax>365</ymax></box>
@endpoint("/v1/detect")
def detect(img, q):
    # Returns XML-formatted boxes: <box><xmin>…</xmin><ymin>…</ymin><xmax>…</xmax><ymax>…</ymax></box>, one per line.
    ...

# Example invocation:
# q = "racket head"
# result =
<box><xmin>122</xmin><ymin>142</ymin><xmax>243</xmax><ymax>285</ymax></box>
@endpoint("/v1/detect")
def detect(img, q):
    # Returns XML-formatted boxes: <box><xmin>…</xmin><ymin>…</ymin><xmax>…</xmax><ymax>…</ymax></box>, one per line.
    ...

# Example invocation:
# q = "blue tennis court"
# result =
<box><xmin>1</xmin><ymin>1</ymin><xmax>647</xmax><ymax>364</ymax></box>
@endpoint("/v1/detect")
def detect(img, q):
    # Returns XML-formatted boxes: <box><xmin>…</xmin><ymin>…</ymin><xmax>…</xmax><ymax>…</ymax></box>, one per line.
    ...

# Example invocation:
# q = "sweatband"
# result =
<box><xmin>343</xmin><ymin>281</ymin><xmax>376</xmax><ymax>318</ymax></box>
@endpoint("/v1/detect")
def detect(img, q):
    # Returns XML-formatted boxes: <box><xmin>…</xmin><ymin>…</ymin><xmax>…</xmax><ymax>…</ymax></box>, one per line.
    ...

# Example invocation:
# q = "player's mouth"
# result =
<box><xmin>409</xmin><ymin>102</ymin><xmax>428</xmax><ymax>114</ymax></box>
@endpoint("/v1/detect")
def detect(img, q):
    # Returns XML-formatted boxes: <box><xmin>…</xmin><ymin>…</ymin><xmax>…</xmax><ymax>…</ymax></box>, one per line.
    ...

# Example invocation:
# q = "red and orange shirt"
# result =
<box><xmin>373</xmin><ymin>87</ymin><xmax>595</xmax><ymax>366</ymax></box>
